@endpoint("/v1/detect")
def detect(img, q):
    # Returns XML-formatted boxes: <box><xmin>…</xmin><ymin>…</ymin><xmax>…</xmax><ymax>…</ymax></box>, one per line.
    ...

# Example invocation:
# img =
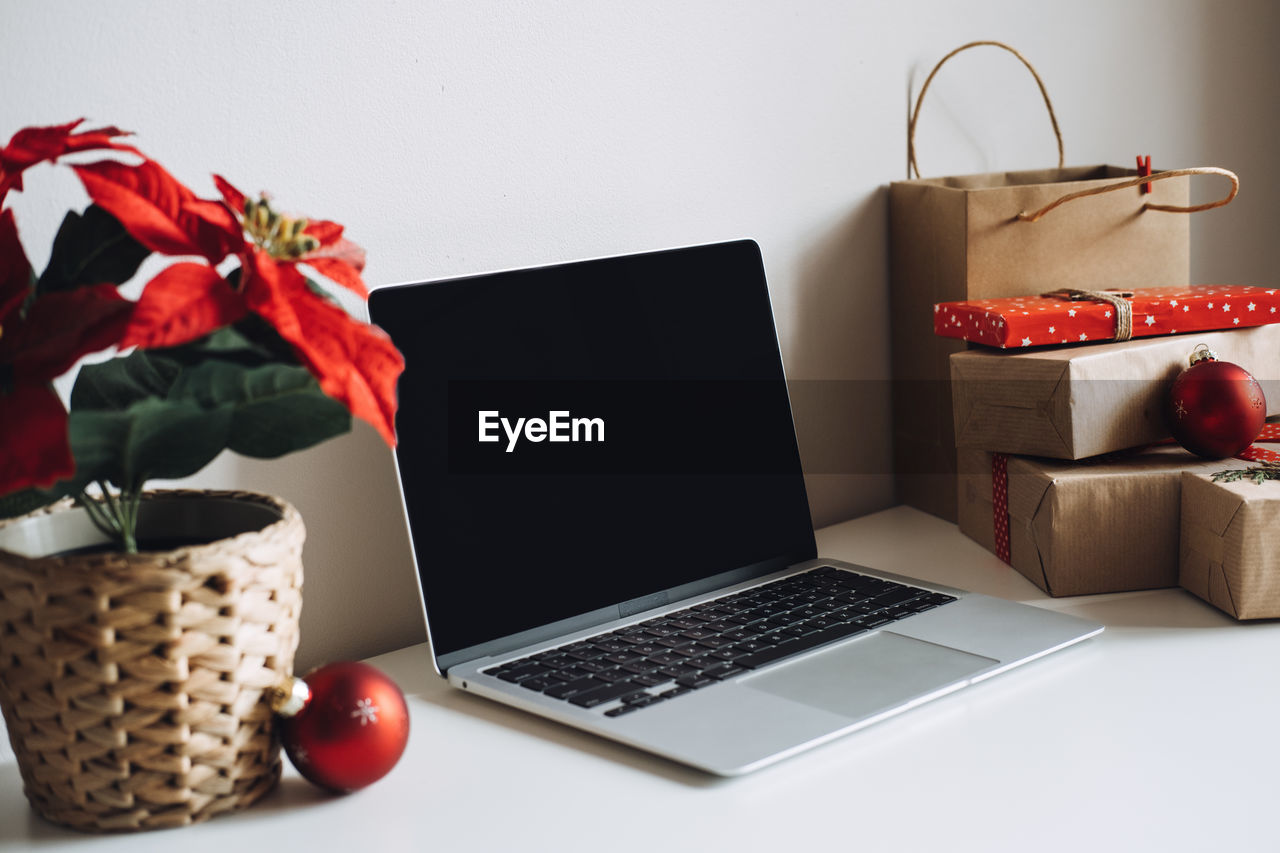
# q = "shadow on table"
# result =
<box><xmin>0</xmin><ymin>769</ymin><xmax>334</xmax><ymax>845</ymax></box>
<box><xmin>0</xmin><ymin>768</ymin><xmax>74</xmax><ymax>847</ymax></box>
<box><xmin>365</xmin><ymin>640</ymin><xmax>728</xmax><ymax>787</ymax></box>
<box><xmin>1041</xmin><ymin>587</ymin><xmax>1262</xmax><ymax>631</ymax></box>
<box><xmin>240</xmin><ymin>774</ymin><xmax>337</xmax><ymax>815</ymax></box>
<box><xmin>421</xmin><ymin>685</ymin><xmax>727</xmax><ymax>789</ymax></box>
<box><xmin>942</xmin><ymin>530</ymin><xmax>1256</xmax><ymax>632</ymax></box>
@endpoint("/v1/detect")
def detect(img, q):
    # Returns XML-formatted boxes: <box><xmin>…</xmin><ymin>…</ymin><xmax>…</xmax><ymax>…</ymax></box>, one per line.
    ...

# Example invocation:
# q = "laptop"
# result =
<box><xmin>368</xmin><ymin>239</ymin><xmax>1102</xmax><ymax>776</ymax></box>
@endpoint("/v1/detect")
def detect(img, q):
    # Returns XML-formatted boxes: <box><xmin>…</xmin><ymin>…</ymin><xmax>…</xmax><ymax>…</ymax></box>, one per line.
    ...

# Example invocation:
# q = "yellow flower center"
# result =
<box><xmin>242</xmin><ymin>196</ymin><xmax>320</xmax><ymax>260</ymax></box>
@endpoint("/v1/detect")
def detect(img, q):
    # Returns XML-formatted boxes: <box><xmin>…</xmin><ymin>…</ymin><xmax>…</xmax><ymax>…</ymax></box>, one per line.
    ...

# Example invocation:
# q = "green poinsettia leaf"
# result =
<box><xmin>38</xmin><ymin>204</ymin><xmax>150</xmax><ymax>294</ymax></box>
<box><xmin>167</xmin><ymin>360</ymin><xmax>350</xmax><ymax>458</ymax></box>
<box><xmin>0</xmin><ymin>488</ymin><xmax>58</xmax><ymax>521</ymax></box>
<box><xmin>155</xmin><ymin>324</ymin><xmax>278</xmax><ymax>367</ymax></box>
<box><xmin>70</xmin><ymin>349</ymin><xmax>183</xmax><ymax>411</ymax></box>
<box><xmin>305</xmin><ymin>275</ymin><xmax>336</xmax><ymax>302</ymax></box>
<box><xmin>64</xmin><ymin>398</ymin><xmax>233</xmax><ymax>495</ymax></box>
<box><xmin>63</xmin><ymin>357</ymin><xmax>351</xmax><ymax>494</ymax></box>
<box><xmin>228</xmin><ymin>312</ymin><xmax>299</xmax><ymax>364</ymax></box>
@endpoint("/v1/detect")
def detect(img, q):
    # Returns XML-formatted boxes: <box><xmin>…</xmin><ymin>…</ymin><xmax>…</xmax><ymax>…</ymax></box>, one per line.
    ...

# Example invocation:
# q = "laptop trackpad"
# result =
<box><xmin>741</xmin><ymin>632</ymin><xmax>997</xmax><ymax>720</ymax></box>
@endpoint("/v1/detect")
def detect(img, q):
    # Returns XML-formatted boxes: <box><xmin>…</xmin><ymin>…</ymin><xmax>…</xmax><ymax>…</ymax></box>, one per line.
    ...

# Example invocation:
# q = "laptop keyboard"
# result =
<box><xmin>481</xmin><ymin>566</ymin><xmax>956</xmax><ymax>717</ymax></box>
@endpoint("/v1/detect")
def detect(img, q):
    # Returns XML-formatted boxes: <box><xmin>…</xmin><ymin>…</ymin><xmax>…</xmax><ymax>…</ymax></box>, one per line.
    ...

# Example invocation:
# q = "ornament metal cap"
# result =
<box><xmin>268</xmin><ymin>676</ymin><xmax>312</xmax><ymax>718</ymax></box>
<box><xmin>1189</xmin><ymin>343</ymin><xmax>1218</xmax><ymax>366</ymax></box>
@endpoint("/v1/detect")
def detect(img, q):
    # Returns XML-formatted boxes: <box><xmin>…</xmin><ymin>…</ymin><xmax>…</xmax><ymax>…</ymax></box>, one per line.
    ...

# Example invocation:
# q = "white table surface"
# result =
<box><xmin>3</xmin><ymin>505</ymin><xmax>1278</xmax><ymax>852</ymax></box>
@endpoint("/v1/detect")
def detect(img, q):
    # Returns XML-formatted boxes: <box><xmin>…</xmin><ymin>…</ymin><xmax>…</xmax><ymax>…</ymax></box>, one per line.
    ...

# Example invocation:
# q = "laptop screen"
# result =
<box><xmin>370</xmin><ymin>240</ymin><xmax>817</xmax><ymax>667</ymax></box>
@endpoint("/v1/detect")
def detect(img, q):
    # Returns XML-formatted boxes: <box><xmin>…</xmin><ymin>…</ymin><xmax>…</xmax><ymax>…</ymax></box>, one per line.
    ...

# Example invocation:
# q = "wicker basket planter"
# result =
<box><xmin>0</xmin><ymin>490</ymin><xmax>304</xmax><ymax>832</ymax></box>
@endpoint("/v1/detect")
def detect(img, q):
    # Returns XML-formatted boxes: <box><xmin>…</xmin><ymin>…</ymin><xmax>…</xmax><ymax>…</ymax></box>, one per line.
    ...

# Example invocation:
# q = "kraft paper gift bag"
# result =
<box><xmin>888</xmin><ymin>40</ymin><xmax>1237</xmax><ymax>520</ymax></box>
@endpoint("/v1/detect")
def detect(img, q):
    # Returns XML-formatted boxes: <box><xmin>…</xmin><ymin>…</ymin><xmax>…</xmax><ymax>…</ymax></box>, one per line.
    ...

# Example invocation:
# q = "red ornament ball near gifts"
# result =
<box><xmin>1167</xmin><ymin>345</ymin><xmax>1266</xmax><ymax>458</ymax></box>
<box><xmin>271</xmin><ymin>661</ymin><xmax>410</xmax><ymax>792</ymax></box>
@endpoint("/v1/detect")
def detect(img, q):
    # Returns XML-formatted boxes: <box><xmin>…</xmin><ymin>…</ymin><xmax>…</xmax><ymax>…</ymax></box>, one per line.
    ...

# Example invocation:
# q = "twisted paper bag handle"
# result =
<box><xmin>1015</xmin><ymin>166</ymin><xmax>1239</xmax><ymax>222</ymax></box>
<box><xmin>907</xmin><ymin>41</ymin><xmax>1239</xmax><ymax>221</ymax></box>
<box><xmin>908</xmin><ymin>40</ymin><xmax>1062</xmax><ymax>180</ymax></box>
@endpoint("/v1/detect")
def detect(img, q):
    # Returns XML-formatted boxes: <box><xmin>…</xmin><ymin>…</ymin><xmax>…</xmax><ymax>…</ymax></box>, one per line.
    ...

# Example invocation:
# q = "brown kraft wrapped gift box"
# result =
<box><xmin>957</xmin><ymin>446</ymin><xmax>1229</xmax><ymax>596</ymax></box>
<box><xmin>1180</xmin><ymin>472</ymin><xmax>1280</xmax><ymax>619</ymax></box>
<box><xmin>950</xmin><ymin>324</ymin><xmax>1280</xmax><ymax>460</ymax></box>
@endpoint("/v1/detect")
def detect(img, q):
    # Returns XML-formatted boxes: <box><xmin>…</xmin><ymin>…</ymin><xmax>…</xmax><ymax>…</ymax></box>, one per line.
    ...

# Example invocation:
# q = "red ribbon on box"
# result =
<box><xmin>992</xmin><ymin>453</ymin><xmax>1012</xmax><ymax>562</ymax></box>
<box><xmin>990</xmin><ymin>424</ymin><xmax>1280</xmax><ymax>565</ymax></box>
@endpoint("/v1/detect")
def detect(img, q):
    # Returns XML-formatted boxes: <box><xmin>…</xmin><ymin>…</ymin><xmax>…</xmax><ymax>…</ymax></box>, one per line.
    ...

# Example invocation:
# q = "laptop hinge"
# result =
<box><xmin>619</xmin><ymin>590</ymin><xmax>668</xmax><ymax>618</ymax></box>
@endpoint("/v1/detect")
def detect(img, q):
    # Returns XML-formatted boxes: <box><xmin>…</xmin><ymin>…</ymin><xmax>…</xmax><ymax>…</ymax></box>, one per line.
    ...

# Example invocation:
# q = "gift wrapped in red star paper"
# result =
<box><xmin>934</xmin><ymin>285</ymin><xmax>1280</xmax><ymax>348</ymax></box>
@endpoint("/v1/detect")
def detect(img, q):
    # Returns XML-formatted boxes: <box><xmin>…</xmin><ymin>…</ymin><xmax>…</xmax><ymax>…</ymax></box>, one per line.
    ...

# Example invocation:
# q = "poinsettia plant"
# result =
<box><xmin>0</xmin><ymin>120</ymin><xmax>403</xmax><ymax>552</ymax></box>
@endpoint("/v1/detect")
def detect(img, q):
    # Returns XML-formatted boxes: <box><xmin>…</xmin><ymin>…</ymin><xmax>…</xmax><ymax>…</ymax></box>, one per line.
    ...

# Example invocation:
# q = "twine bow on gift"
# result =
<box><xmin>1041</xmin><ymin>288</ymin><xmax>1136</xmax><ymax>341</ymax></box>
<box><xmin>989</xmin><ymin>424</ymin><xmax>1280</xmax><ymax>563</ymax></box>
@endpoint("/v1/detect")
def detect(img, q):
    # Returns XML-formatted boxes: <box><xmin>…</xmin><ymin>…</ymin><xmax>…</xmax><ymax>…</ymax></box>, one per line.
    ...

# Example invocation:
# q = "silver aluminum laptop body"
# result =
<box><xmin>371</xmin><ymin>240</ymin><xmax>1102</xmax><ymax>777</ymax></box>
<box><xmin>447</xmin><ymin>561</ymin><xmax>1098</xmax><ymax>776</ymax></box>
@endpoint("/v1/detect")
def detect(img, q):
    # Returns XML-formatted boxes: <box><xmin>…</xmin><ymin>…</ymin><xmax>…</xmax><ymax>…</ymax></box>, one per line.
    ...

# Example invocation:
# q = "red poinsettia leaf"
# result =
<box><xmin>243</xmin><ymin>251</ymin><xmax>402</xmax><ymax>445</ymax></box>
<box><xmin>243</xmin><ymin>250</ymin><xmax>302</xmax><ymax>339</ymax></box>
<box><xmin>187</xmin><ymin>200</ymin><xmax>245</xmax><ymax>262</ymax></box>
<box><xmin>303</xmin><ymin>219</ymin><xmax>344</xmax><ymax>246</ymax></box>
<box><xmin>121</xmin><ymin>263</ymin><xmax>246</xmax><ymax>350</ymax></box>
<box><xmin>304</xmin><ymin>256</ymin><xmax>369</xmax><ymax>299</ymax></box>
<box><xmin>311</xmin><ymin>235</ymin><xmax>365</xmax><ymax>270</ymax></box>
<box><xmin>74</xmin><ymin>159</ymin><xmax>199</xmax><ymax>255</ymax></box>
<box><xmin>0</xmin><ymin>208</ymin><xmax>32</xmax><ymax>324</ymax></box>
<box><xmin>0</xmin><ymin>382</ymin><xmax>74</xmax><ymax>493</ymax></box>
<box><xmin>183</xmin><ymin>196</ymin><xmax>243</xmax><ymax>243</ymax></box>
<box><xmin>0</xmin><ymin>119</ymin><xmax>84</xmax><ymax>167</ymax></box>
<box><xmin>0</xmin><ymin>119</ymin><xmax>140</xmax><ymax>203</ymax></box>
<box><xmin>73</xmin><ymin>160</ymin><xmax>240</xmax><ymax>263</ymax></box>
<box><xmin>0</xmin><ymin>119</ymin><xmax>138</xmax><ymax>169</ymax></box>
<box><xmin>56</xmin><ymin>125</ymin><xmax>138</xmax><ymax>156</ymax></box>
<box><xmin>212</xmin><ymin>174</ymin><xmax>248</xmax><ymax>215</ymax></box>
<box><xmin>6</xmin><ymin>285</ymin><xmax>133</xmax><ymax>381</ymax></box>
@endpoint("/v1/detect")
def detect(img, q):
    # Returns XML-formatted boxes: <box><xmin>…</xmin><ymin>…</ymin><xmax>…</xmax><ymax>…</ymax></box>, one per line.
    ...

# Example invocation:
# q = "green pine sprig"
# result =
<box><xmin>1212</xmin><ymin>461</ymin><xmax>1280</xmax><ymax>485</ymax></box>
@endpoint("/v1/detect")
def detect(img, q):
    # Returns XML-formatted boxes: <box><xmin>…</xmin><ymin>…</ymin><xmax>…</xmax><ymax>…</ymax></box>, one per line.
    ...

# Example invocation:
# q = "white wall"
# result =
<box><xmin>4</xmin><ymin>0</ymin><xmax>1277</xmax><ymax>668</ymax></box>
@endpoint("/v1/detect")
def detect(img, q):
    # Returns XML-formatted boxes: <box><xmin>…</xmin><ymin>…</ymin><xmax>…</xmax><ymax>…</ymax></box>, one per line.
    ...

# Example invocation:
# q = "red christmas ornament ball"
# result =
<box><xmin>273</xmin><ymin>661</ymin><xmax>410</xmax><ymax>792</ymax></box>
<box><xmin>1168</xmin><ymin>346</ymin><xmax>1266</xmax><ymax>459</ymax></box>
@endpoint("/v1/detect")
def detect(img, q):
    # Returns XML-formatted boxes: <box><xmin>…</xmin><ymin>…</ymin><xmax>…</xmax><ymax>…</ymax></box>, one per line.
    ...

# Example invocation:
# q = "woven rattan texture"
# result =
<box><xmin>0</xmin><ymin>491</ymin><xmax>304</xmax><ymax>832</ymax></box>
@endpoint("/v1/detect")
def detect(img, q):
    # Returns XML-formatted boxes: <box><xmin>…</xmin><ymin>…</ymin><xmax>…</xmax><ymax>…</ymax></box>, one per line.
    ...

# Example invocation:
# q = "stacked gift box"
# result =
<box><xmin>933</xmin><ymin>285</ymin><xmax>1280</xmax><ymax>618</ymax></box>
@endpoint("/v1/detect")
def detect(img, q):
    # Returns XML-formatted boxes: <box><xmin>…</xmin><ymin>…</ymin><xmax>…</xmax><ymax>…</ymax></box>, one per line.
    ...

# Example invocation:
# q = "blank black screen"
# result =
<box><xmin>370</xmin><ymin>240</ymin><xmax>817</xmax><ymax>660</ymax></box>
